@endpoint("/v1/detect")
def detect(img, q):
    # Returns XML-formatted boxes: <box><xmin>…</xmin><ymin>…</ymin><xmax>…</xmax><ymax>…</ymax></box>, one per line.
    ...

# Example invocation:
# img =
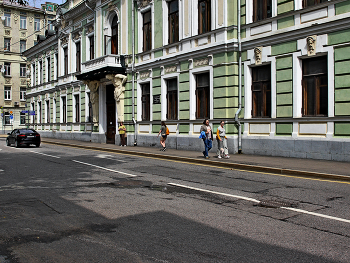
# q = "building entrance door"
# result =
<box><xmin>106</xmin><ymin>85</ymin><xmax>116</xmax><ymax>144</ymax></box>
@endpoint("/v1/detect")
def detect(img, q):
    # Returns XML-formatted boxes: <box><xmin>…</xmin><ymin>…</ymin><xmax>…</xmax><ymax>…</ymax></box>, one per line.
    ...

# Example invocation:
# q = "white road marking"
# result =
<box><xmin>72</xmin><ymin>160</ymin><xmax>137</xmax><ymax>177</ymax></box>
<box><xmin>168</xmin><ymin>183</ymin><xmax>260</xmax><ymax>203</ymax></box>
<box><xmin>95</xmin><ymin>154</ymin><xmax>127</xmax><ymax>163</ymax></box>
<box><xmin>0</xmin><ymin>169</ymin><xmax>4</xmax><ymax>172</ymax></box>
<box><xmin>168</xmin><ymin>183</ymin><xmax>350</xmax><ymax>224</ymax></box>
<box><xmin>30</xmin><ymin>151</ymin><xmax>60</xmax><ymax>159</ymax></box>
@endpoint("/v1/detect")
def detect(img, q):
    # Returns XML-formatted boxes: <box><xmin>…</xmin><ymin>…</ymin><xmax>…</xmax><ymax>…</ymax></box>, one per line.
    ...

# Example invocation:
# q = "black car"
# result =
<box><xmin>6</xmin><ymin>128</ymin><xmax>41</xmax><ymax>148</ymax></box>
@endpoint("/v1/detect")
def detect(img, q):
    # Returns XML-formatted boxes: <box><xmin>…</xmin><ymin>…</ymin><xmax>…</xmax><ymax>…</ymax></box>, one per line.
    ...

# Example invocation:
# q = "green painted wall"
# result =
<box><xmin>271</xmin><ymin>41</ymin><xmax>297</xmax><ymax>56</ymax></box>
<box><xmin>334</xmin><ymin>122</ymin><xmax>350</xmax><ymax>136</ymax></box>
<box><xmin>277</xmin><ymin>0</ymin><xmax>294</xmax><ymax>15</ymax></box>
<box><xmin>276</xmin><ymin>55</ymin><xmax>293</xmax><ymax>118</ymax></box>
<box><xmin>335</xmin><ymin>0</ymin><xmax>350</xmax><ymax>15</ymax></box>
<box><xmin>334</xmin><ymin>46</ymin><xmax>350</xmax><ymax>116</ymax></box>
<box><xmin>277</xmin><ymin>16</ymin><xmax>294</xmax><ymax>30</ymax></box>
<box><xmin>153</xmin><ymin>0</ymin><xmax>163</xmax><ymax>49</ymax></box>
<box><xmin>276</xmin><ymin>123</ymin><xmax>292</xmax><ymax>135</ymax></box>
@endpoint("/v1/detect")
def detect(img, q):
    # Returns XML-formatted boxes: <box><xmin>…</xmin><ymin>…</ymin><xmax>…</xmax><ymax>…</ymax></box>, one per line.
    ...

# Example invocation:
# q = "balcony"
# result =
<box><xmin>77</xmin><ymin>54</ymin><xmax>126</xmax><ymax>81</ymax></box>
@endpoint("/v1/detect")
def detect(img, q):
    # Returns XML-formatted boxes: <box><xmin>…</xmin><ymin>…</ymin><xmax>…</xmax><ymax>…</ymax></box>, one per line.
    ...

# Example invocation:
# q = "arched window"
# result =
<box><xmin>111</xmin><ymin>16</ymin><xmax>118</xmax><ymax>54</ymax></box>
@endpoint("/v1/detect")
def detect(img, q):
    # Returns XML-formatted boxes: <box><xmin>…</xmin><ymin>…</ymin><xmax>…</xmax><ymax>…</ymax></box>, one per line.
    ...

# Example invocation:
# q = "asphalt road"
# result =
<box><xmin>0</xmin><ymin>139</ymin><xmax>349</xmax><ymax>262</ymax></box>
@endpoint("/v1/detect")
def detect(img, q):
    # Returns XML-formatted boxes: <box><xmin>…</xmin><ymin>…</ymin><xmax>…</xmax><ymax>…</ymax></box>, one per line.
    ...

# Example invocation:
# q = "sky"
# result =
<box><xmin>27</xmin><ymin>0</ymin><xmax>65</xmax><ymax>8</ymax></box>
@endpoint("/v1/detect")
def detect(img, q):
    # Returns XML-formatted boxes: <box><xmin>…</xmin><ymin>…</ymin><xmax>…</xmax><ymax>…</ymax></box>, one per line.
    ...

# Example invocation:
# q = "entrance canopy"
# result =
<box><xmin>76</xmin><ymin>66</ymin><xmax>126</xmax><ymax>81</ymax></box>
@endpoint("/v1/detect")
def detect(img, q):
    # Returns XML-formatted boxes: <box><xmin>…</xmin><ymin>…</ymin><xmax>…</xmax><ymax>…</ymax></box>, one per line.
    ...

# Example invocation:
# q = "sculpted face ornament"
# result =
<box><xmin>307</xmin><ymin>36</ymin><xmax>316</xmax><ymax>56</ymax></box>
<box><xmin>254</xmin><ymin>47</ymin><xmax>263</xmax><ymax>65</ymax></box>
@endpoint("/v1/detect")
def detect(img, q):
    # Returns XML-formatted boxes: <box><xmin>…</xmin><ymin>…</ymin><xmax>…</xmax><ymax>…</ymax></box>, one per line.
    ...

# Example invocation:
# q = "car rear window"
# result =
<box><xmin>19</xmin><ymin>129</ymin><xmax>36</xmax><ymax>134</ymax></box>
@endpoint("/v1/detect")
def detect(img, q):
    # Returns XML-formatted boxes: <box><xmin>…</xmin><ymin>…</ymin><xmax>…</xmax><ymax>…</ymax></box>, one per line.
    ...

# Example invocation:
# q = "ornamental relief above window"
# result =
<box><xmin>137</xmin><ymin>0</ymin><xmax>152</xmax><ymax>9</ymax></box>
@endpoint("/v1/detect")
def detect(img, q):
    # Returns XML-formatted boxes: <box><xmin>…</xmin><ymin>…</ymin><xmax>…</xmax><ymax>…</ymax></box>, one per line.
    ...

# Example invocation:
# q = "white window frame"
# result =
<box><xmin>31</xmin><ymin>62</ymin><xmax>36</xmax><ymax>86</ymax></box>
<box><xmin>189</xmin><ymin>66</ymin><xmax>213</xmax><ymax>120</ymax></box>
<box><xmin>138</xmin><ymin>4</ymin><xmax>154</xmax><ymax>53</ymax></box>
<box><xmin>4</xmin><ymin>13</ymin><xmax>11</xmax><ymax>27</ymax></box>
<box><xmin>46</xmin><ymin>56</ymin><xmax>51</xmax><ymax>82</ymax></box>
<box><xmin>20</xmin><ymin>16</ymin><xmax>27</xmax><ymax>29</ymax></box>
<box><xmin>60</xmin><ymin>95</ymin><xmax>67</xmax><ymax>123</ymax></box>
<box><xmin>37</xmin><ymin>100</ymin><xmax>42</xmax><ymax>124</ymax></box>
<box><xmin>20</xmin><ymin>87</ymin><xmax>26</xmax><ymax>101</ymax></box>
<box><xmin>4</xmin><ymin>38</ymin><xmax>11</xmax><ymax>52</ymax></box>
<box><xmin>53</xmin><ymin>98</ymin><xmax>56</xmax><ymax>123</ymax></box>
<box><xmin>20</xmin><ymin>64</ymin><xmax>26</xmax><ymax>77</ymax></box>
<box><xmin>34</xmin><ymin>18</ymin><xmax>40</xmax><ymax>31</ymax></box>
<box><xmin>162</xmin><ymin>0</ymin><xmax>183</xmax><ymax>46</ymax></box>
<box><xmin>31</xmin><ymin>102</ymin><xmax>35</xmax><ymax>123</ymax></box>
<box><xmin>246</xmin><ymin>0</ymin><xmax>278</xmax><ymax>24</ymax></box>
<box><xmin>192</xmin><ymin>0</ymin><xmax>216</xmax><ymax>36</ymax></box>
<box><xmin>137</xmin><ymin>78</ymin><xmax>153</xmax><ymax>122</ymax></box>
<box><xmin>87</xmin><ymin>33</ymin><xmax>94</xmax><ymax>61</ymax></box>
<box><xmin>73</xmin><ymin>93</ymin><xmax>80</xmax><ymax>123</ymax></box>
<box><xmin>161</xmin><ymin>73</ymin><xmax>179</xmax><ymax>121</ymax></box>
<box><xmin>54</xmin><ymin>53</ymin><xmax>58</xmax><ymax>80</ymax></box>
<box><xmin>45</xmin><ymin>99</ymin><xmax>50</xmax><ymax>123</ymax></box>
<box><xmin>4</xmin><ymin>63</ymin><xmax>11</xmax><ymax>76</ymax></box>
<box><xmin>4</xmin><ymin>86</ymin><xmax>11</xmax><ymax>100</ymax></box>
<box><xmin>20</xmin><ymin>40</ymin><xmax>26</xmax><ymax>53</ymax></box>
<box><xmin>20</xmin><ymin>112</ymin><xmax>26</xmax><ymax>125</ymax></box>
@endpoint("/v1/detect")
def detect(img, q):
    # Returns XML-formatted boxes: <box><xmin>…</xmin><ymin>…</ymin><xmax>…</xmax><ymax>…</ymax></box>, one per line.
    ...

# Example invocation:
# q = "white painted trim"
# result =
<box><xmin>52</xmin><ymin>98</ymin><xmax>56</xmax><ymax>124</ymax></box>
<box><xmin>137</xmin><ymin>77</ymin><xmax>153</xmax><ymax>122</ymax></box>
<box><xmin>161</xmin><ymin>72</ymin><xmax>180</xmax><ymax>121</ymax></box>
<box><xmin>189</xmin><ymin>65</ymin><xmax>213</xmax><ymax>120</ymax></box>
<box><xmin>293</xmin><ymin>51</ymin><xmax>303</xmax><ymax>118</ymax></box>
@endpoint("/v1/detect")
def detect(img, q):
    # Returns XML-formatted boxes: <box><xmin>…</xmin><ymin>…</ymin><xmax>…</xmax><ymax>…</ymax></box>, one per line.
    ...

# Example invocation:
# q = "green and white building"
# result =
<box><xmin>23</xmin><ymin>0</ymin><xmax>350</xmax><ymax>161</ymax></box>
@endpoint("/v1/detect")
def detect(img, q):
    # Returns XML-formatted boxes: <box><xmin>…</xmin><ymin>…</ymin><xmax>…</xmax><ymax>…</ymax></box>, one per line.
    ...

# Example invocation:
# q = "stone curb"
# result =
<box><xmin>41</xmin><ymin>140</ymin><xmax>350</xmax><ymax>182</ymax></box>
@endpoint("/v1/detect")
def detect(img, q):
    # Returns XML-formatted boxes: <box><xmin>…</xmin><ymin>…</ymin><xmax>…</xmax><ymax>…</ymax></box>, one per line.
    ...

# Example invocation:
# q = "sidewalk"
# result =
<box><xmin>33</xmin><ymin>137</ymin><xmax>350</xmax><ymax>181</ymax></box>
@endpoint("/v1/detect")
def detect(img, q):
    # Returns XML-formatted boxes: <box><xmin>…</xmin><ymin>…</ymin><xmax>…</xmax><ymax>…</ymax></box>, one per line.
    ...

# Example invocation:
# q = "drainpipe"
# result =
<box><xmin>132</xmin><ymin>0</ymin><xmax>137</xmax><ymax>146</ymax></box>
<box><xmin>234</xmin><ymin>0</ymin><xmax>242</xmax><ymax>154</ymax></box>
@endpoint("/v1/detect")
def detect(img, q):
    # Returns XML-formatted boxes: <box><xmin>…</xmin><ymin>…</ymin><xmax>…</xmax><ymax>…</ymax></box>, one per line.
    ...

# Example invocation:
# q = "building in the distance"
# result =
<box><xmin>0</xmin><ymin>0</ymin><xmax>56</xmax><ymax>132</ymax></box>
<box><xmin>24</xmin><ymin>0</ymin><xmax>350</xmax><ymax>161</ymax></box>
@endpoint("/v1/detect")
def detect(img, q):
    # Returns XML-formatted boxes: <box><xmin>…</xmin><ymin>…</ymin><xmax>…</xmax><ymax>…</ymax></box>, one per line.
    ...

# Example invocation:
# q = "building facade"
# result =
<box><xmin>24</xmin><ymin>0</ymin><xmax>350</xmax><ymax>161</ymax></box>
<box><xmin>0</xmin><ymin>0</ymin><xmax>56</xmax><ymax>133</ymax></box>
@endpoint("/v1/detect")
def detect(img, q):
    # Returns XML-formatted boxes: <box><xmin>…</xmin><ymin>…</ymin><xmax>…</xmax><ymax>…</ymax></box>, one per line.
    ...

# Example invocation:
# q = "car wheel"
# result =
<box><xmin>15</xmin><ymin>140</ymin><xmax>20</xmax><ymax>148</ymax></box>
<box><xmin>36</xmin><ymin>143</ymin><xmax>40</xmax><ymax>148</ymax></box>
<box><xmin>6</xmin><ymin>139</ymin><xmax>10</xmax><ymax>146</ymax></box>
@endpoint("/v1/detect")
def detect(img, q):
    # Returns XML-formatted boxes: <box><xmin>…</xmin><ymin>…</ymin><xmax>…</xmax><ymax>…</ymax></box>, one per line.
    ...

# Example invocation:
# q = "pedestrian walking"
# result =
<box><xmin>216</xmin><ymin>120</ymin><xmax>230</xmax><ymax>159</ymax></box>
<box><xmin>118</xmin><ymin>122</ymin><xmax>126</xmax><ymax>146</ymax></box>
<box><xmin>200</xmin><ymin>119</ymin><xmax>213</xmax><ymax>159</ymax></box>
<box><xmin>157</xmin><ymin>121</ymin><xmax>169</xmax><ymax>151</ymax></box>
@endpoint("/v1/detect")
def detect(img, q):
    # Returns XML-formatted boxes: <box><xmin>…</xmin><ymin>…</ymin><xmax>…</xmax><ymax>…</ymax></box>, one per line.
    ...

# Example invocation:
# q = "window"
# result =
<box><xmin>302</xmin><ymin>56</ymin><xmax>328</xmax><ymax>116</ymax></box>
<box><xmin>4</xmin><ymin>112</ymin><xmax>10</xmax><ymax>125</ymax></box>
<box><xmin>20</xmin><ymin>16</ymin><xmax>26</xmax><ymax>29</ymax></box>
<box><xmin>87</xmin><ymin>92</ymin><xmax>92</xmax><ymax>122</ymax></box>
<box><xmin>20</xmin><ymin>87</ymin><xmax>26</xmax><ymax>101</ymax></box>
<box><xmin>167</xmin><ymin>78</ymin><xmax>178</xmax><ymax>120</ymax></box>
<box><xmin>4</xmin><ymin>63</ymin><xmax>11</xmax><ymax>76</ymax></box>
<box><xmin>32</xmin><ymin>63</ymin><xmax>36</xmax><ymax>85</ymax></box>
<box><xmin>38</xmin><ymin>101</ymin><xmax>42</xmax><ymax>123</ymax></box>
<box><xmin>76</xmin><ymin>42</ymin><xmax>81</xmax><ymax>72</ymax></box>
<box><xmin>55</xmin><ymin>53</ymin><xmax>58</xmax><ymax>79</ymax></box>
<box><xmin>4</xmin><ymin>86</ymin><xmax>11</xmax><ymax>100</ymax></box>
<box><xmin>53</xmin><ymin>99</ymin><xmax>56</xmax><ymax>123</ymax></box>
<box><xmin>111</xmin><ymin>16</ymin><xmax>118</xmax><ymax>54</ymax></box>
<box><xmin>34</xmin><ymin>18</ymin><xmax>40</xmax><ymax>31</ymax></box>
<box><xmin>143</xmin><ymin>10</ymin><xmax>152</xmax><ymax>52</ymax></box>
<box><xmin>196</xmin><ymin>73</ymin><xmax>210</xmax><ymax>119</ymax></box>
<box><xmin>20</xmin><ymin>112</ymin><xmax>26</xmax><ymax>125</ymax></box>
<box><xmin>198</xmin><ymin>0</ymin><xmax>211</xmax><ymax>34</ymax></box>
<box><xmin>20</xmin><ymin>64</ymin><xmax>26</xmax><ymax>77</ymax></box>
<box><xmin>31</xmin><ymin>102</ymin><xmax>35</xmax><ymax>123</ymax></box>
<box><xmin>48</xmin><ymin>20</ymin><xmax>54</xmax><ymax>30</ymax></box>
<box><xmin>253</xmin><ymin>0</ymin><xmax>272</xmax><ymax>22</ymax></box>
<box><xmin>168</xmin><ymin>0</ymin><xmax>179</xmax><ymax>44</ymax></box>
<box><xmin>20</xmin><ymin>40</ymin><xmax>26</xmax><ymax>53</ymax></box>
<box><xmin>89</xmin><ymin>36</ymin><xmax>94</xmax><ymax>60</ymax></box>
<box><xmin>34</xmin><ymin>41</ymin><xmax>38</xmax><ymax>46</ymax></box>
<box><xmin>141</xmin><ymin>83</ymin><xmax>150</xmax><ymax>121</ymax></box>
<box><xmin>46</xmin><ymin>100</ymin><xmax>50</xmax><ymax>123</ymax></box>
<box><xmin>74</xmin><ymin>94</ymin><xmax>80</xmax><ymax>122</ymax></box>
<box><xmin>303</xmin><ymin>0</ymin><xmax>328</xmax><ymax>8</ymax></box>
<box><xmin>64</xmin><ymin>47</ymin><xmax>68</xmax><ymax>75</ymax></box>
<box><xmin>251</xmin><ymin>65</ymin><xmax>271</xmax><ymax>118</ymax></box>
<box><xmin>61</xmin><ymin>96</ymin><xmax>67</xmax><ymax>123</ymax></box>
<box><xmin>4</xmin><ymin>38</ymin><xmax>11</xmax><ymax>51</ymax></box>
<box><xmin>47</xmin><ymin>57</ymin><xmax>51</xmax><ymax>82</ymax></box>
<box><xmin>39</xmin><ymin>60</ymin><xmax>43</xmax><ymax>84</ymax></box>
<box><xmin>4</xmin><ymin>13</ymin><xmax>10</xmax><ymax>27</ymax></box>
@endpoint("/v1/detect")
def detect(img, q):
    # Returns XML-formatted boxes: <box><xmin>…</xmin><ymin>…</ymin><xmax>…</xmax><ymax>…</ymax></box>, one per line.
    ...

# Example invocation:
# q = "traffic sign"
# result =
<box><xmin>9</xmin><ymin>111</ymin><xmax>13</xmax><ymax>115</ymax></box>
<box><xmin>29</xmin><ymin>110</ymin><xmax>36</xmax><ymax>115</ymax></box>
<box><xmin>9</xmin><ymin>115</ymin><xmax>13</xmax><ymax>120</ymax></box>
<box><xmin>21</xmin><ymin>110</ymin><xmax>29</xmax><ymax>113</ymax></box>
